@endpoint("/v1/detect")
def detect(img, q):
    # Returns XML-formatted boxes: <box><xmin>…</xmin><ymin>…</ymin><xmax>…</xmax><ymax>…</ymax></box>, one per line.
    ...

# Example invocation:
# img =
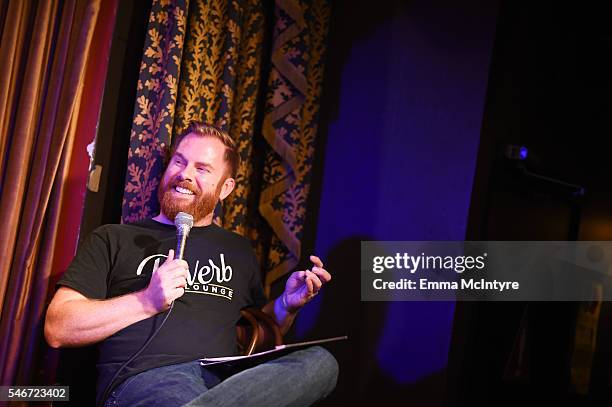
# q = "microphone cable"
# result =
<box><xmin>97</xmin><ymin>301</ymin><xmax>175</xmax><ymax>407</ymax></box>
<box><xmin>98</xmin><ymin>212</ymin><xmax>193</xmax><ymax>406</ymax></box>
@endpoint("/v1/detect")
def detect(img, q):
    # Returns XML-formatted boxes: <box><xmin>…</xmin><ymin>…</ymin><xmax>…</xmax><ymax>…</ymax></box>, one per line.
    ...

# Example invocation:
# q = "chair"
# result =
<box><xmin>237</xmin><ymin>307</ymin><xmax>284</xmax><ymax>355</ymax></box>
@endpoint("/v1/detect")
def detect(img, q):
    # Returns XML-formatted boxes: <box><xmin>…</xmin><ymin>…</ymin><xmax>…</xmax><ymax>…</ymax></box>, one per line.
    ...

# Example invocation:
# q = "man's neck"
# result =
<box><xmin>152</xmin><ymin>212</ymin><xmax>213</xmax><ymax>227</ymax></box>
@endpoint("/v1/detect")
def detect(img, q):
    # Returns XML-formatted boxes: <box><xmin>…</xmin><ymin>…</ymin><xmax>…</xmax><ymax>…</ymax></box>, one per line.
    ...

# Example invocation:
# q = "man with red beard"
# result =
<box><xmin>45</xmin><ymin>122</ymin><xmax>338</xmax><ymax>407</ymax></box>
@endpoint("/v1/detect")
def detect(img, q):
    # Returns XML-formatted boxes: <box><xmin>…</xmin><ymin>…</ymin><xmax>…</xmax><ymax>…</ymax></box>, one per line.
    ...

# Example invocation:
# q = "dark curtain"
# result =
<box><xmin>121</xmin><ymin>0</ymin><xmax>331</xmax><ymax>295</ymax></box>
<box><xmin>0</xmin><ymin>0</ymin><xmax>101</xmax><ymax>387</ymax></box>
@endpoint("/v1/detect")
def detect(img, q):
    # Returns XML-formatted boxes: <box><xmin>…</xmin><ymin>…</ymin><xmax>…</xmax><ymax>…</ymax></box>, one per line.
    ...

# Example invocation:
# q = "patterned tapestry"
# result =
<box><xmin>122</xmin><ymin>0</ymin><xmax>331</xmax><ymax>295</ymax></box>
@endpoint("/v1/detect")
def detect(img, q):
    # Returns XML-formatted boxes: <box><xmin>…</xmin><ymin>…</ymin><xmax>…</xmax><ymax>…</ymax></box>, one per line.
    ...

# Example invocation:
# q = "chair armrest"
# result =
<box><xmin>237</xmin><ymin>307</ymin><xmax>283</xmax><ymax>355</ymax></box>
<box><xmin>237</xmin><ymin>309</ymin><xmax>260</xmax><ymax>356</ymax></box>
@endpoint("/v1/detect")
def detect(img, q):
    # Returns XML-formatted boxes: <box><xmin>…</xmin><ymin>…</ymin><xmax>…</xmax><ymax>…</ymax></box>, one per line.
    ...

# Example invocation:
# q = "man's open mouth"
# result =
<box><xmin>174</xmin><ymin>185</ymin><xmax>195</xmax><ymax>195</ymax></box>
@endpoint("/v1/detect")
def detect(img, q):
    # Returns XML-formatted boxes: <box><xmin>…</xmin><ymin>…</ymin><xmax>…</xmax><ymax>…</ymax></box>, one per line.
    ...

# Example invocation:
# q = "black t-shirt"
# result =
<box><xmin>57</xmin><ymin>219</ymin><xmax>267</xmax><ymax>402</ymax></box>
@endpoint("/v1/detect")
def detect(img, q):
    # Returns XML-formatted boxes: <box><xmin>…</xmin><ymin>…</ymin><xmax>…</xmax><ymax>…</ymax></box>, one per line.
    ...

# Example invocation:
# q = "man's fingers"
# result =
<box><xmin>173</xmin><ymin>287</ymin><xmax>185</xmax><ymax>299</ymax></box>
<box><xmin>162</xmin><ymin>259</ymin><xmax>189</xmax><ymax>273</ymax></box>
<box><xmin>166</xmin><ymin>267</ymin><xmax>188</xmax><ymax>284</ymax></box>
<box><xmin>157</xmin><ymin>263</ymin><xmax>189</xmax><ymax>288</ymax></box>
<box><xmin>173</xmin><ymin>275</ymin><xmax>187</xmax><ymax>288</ymax></box>
<box><xmin>309</xmin><ymin>255</ymin><xmax>323</xmax><ymax>268</ymax></box>
<box><xmin>172</xmin><ymin>264</ymin><xmax>189</xmax><ymax>278</ymax></box>
<box><xmin>312</xmin><ymin>266</ymin><xmax>331</xmax><ymax>283</ymax></box>
<box><xmin>162</xmin><ymin>250</ymin><xmax>189</xmax><ymax>272</ymax></box>
<box><xmin>305</xmin><ymin>276</ymin><xmax>314</xmax><ymax>295</ymax></box>
<box><xmin>305</xmin><ymin>270</ymin><xmax>322</xmax><ymax>291</ymax></box>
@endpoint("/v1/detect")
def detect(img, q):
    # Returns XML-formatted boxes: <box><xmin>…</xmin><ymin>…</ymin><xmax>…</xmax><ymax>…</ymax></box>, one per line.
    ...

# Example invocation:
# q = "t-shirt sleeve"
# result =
<box><xmin>246</xmin><ymin>249</ymin><xmax>268</xmax><ymax>309</ymax></box>
<box><xmin>57</xmin><ymin>228</ymin><xmax>112</xmax><ymax>299</ymax></box>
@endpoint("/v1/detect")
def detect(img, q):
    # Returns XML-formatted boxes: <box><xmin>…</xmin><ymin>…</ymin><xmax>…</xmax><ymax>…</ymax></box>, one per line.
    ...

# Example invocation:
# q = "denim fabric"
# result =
<box><xmin>104</xmin><ymin>346</ymin><xmax>338</xmax><ymax>407</ymax></box>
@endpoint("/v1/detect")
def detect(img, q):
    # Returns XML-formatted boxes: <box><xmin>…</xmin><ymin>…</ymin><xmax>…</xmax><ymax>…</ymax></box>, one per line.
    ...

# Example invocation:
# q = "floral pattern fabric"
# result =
<box><xmin>122</xmin><ymin>0</ymin><xmax>330</xmax><ymax>295</ymax></box>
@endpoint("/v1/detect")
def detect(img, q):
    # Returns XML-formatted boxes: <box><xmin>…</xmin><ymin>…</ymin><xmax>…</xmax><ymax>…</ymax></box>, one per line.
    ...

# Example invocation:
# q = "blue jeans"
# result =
<box><xmin>103</xmin><ymin>346</ymin><xmax>338</xmax><ymax>407</ymax></box>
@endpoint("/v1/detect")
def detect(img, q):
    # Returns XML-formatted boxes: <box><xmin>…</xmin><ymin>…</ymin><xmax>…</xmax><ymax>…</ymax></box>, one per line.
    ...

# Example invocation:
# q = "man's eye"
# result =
<box><xmin>197</xmin><ymin>167</ymin><xmax>209</xmax><ymax>173</ymax></box>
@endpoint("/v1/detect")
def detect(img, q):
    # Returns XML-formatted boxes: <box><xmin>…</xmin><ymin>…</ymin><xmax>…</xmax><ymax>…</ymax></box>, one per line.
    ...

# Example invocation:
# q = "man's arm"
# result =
<box><xmin>45</xmin><ymin>287</ymin><xmax>159</xmax><ymax>347</ymax></box>
<box><xmin>45</xmin><ymin>249</ymin><xmax>189</xmax><ymax>348</ymax></box>
<box><xmin>261</xmin><ymin>255</ymin><xmax>331</xmax><ymax>335</ymax></box>
<box><xmin>261</xmin><ymin>295</ymin><xmax>298</xmax><ymax>335</ymax></box>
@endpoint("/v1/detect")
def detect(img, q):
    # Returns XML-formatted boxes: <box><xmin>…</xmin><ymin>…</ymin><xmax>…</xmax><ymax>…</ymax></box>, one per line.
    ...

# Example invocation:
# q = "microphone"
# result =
<box><xmin>174</xmin><ymin>212</ymin><xmax>194</xmax><ymax>260</ymax></box>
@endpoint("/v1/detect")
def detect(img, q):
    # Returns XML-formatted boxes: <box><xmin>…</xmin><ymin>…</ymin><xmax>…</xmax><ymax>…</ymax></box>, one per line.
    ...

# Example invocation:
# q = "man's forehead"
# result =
<box><xmin>175</xmin><ymin>134</ymin><xmax>226</xmax><ymax>159</ymax></box>
<box><xmin>170</xmin><ymin>134</ymin><xmax>231</xmax><ymax>176</ymax></box>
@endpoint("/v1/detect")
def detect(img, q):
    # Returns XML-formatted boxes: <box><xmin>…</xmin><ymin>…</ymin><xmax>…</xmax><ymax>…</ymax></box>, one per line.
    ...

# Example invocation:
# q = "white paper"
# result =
<box><xmin>199</xmin><ymin>336</ymin><xmax>348</xmax><ymax>366</ymax></box>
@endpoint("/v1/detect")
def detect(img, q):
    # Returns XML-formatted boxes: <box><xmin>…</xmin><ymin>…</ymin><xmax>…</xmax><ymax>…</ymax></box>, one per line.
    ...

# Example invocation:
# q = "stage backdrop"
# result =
<box><xmin>298</xmin><ymin>0</ymin><xmax>500</xmax><ymax>404</ymax></box>
<box><xmin>121</xmin><ymin>0</ymin><xmax>331</xmax><ymax>295</ymax></box>
<box><xmin>0</xmin><ymin>0</ymin><xmax>102</xmax><ymax>388</ymax></box>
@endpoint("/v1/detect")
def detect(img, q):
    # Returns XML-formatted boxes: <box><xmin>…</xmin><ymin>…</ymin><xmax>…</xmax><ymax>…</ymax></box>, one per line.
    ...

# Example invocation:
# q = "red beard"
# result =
<box><xmin>157</xmin><ymin>177</ymin><xmax>221</xmax><ymax>223</ymax></box>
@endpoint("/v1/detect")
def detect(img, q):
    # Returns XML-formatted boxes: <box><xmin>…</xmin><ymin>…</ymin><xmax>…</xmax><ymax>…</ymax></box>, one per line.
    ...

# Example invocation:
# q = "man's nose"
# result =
<box><xmin>177</xmin><ymin>164</ymin><xmax>196</xmax><ymax>181</ymax></box>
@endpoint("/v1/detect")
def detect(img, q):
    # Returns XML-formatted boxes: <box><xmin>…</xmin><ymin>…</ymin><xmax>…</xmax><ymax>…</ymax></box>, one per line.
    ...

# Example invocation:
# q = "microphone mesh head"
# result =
<box><xmin>174</xmin><ymin>212</ymin><xmax>194</xmax><ymax>233</ymax></box>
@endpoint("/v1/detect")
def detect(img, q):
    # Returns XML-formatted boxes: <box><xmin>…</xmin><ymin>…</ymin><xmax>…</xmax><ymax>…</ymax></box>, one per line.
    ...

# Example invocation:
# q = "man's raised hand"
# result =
<box><xmin>282</xmin><ymin>255</ymin><xmax>332</xmax><ymax>313</ymax></box>
<box><xmin>142</xmin><ymin>249</ymin><xmax>189</xmax><ymax>313</ymax></box>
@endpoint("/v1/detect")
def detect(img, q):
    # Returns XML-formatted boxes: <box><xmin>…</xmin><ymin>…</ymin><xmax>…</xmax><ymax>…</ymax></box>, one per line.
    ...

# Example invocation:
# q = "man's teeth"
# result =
<box><xmin>175</xmin><ymin>186</ymin><xmax>194</xmax><ymax>195</ymax></box>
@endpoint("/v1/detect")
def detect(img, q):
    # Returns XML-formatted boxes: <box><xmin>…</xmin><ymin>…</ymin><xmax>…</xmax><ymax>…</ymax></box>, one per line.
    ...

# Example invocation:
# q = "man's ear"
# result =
<box><xmin>219</xmin><ymin>177</ymin><xmax>235</xmax><ymax>201</ymax></box>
